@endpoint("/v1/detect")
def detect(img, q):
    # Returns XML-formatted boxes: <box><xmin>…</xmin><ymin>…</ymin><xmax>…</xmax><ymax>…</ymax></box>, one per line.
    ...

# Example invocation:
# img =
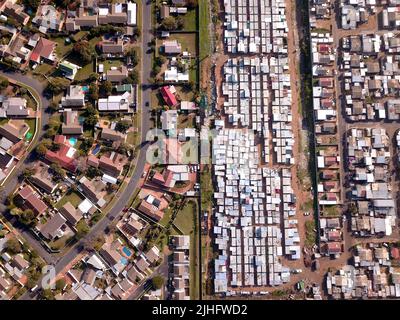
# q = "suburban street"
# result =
<box><xmin>0</xmin><ymin>69</ymin><xmax>54</xmax><ymax>264</ymax></box>
<box><xmin>19</xmin><ymin>0</ymin><xmax>154</xmax><ymax>299</ymax></box>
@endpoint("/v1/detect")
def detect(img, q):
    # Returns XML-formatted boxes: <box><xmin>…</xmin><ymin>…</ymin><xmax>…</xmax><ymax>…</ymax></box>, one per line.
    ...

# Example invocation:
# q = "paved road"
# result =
<box><xmin>20</xmin><ymin>0</ymin><xmax>154</xmax><ymax>299</ymax></box>
<box><xmin>0</xmin><ymin>69</ymin><xmax>54</xmax><ymax>264</ymax></box>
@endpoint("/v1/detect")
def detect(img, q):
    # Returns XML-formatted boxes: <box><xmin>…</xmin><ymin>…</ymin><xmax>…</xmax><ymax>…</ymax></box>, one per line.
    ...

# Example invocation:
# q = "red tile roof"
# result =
<box><xmin>160</xmin><ymin>86</ymin><xmax>177</xmax><ymax>107</ymax></box>
<box><xmin>45</xmin><ymin>135</ymin><xmax>78</xmax><ymax>172</ymax></box>
<box><xmin>30</xmin><ymin>37</ymin><xmax>55</xmax><ymax>63</ymax></box>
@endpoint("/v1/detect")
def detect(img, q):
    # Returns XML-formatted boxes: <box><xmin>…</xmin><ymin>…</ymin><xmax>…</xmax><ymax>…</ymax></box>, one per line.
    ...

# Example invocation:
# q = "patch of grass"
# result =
<box><xmin>168</xmin><ymin>33</ymin><xmax>197</xmax><ymax>56</ymax></box>
<box><xmin>305</xmin><ymin>220</ymin><xmax>316</xmax><ymax>248</ymax></box>
<box><xmin>75</xmin><ymin>62</ymin><xmax>95</xmax><ymax>81</ymax></box>
<box><xmin>101</xmin><ymin>59</ymin><xmax>123</xmax><ymax>73</ymax></box>
<box><xmin>199</xmin><ymin>0</ymin><xmax>210</xmax><ymax>61</ymax></box>
<box><xmin>173</xmin><ymin>200</ymin><xmax>197</xmax><ymax>234</ymax></box>
<box><xmin>34</xmin><ymin>63</ymin><xmax>55</xmax><ymax>77</ymax></box>
<box><xmin>183</xmin><ymin>9</ymin><xmax>197</xmax><ymax>32</ymax></box>
<box><xmin>55</xmin><ymin>190</ymin><xmax>84</xmax><ymax>209</ymax></box>
<box><xmin>25</xmin><ymin>119</ymin><xmax>36</xmax><ymax>137</ymax></box>
<box><xmin>54</xmin><ymin>37</ymin><xmax>73</xmax><ymax>58</ymax></box>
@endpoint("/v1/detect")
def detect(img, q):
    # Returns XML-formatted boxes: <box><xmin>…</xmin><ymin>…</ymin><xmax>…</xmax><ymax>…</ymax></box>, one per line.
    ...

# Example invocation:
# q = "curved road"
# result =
<box><xmin>20</xmin><ymin>0</ymin><xmax>154</xmax><ymax>299</ymax></box>
<box><xmin>0</xmin><ymin>69</ymin><xmax>53</xmax><ymax>263</ymax></box>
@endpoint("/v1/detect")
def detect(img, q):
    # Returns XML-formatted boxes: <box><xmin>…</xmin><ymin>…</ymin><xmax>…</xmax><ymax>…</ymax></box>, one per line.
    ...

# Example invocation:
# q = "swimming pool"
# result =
<box><xmin>69</xmin><ymin>137</ymin><xmax>78</xmax><ymax>146</ymax></box>
<box><xmin>92</xmin><ymin>144</ymin><xmax>101</xmax><ymax>155</ymax></box>
<box><xmin>122</xmin><ymin>246</ymin><xmax>132</xmax><ymax>257</ymax></box>
<box><xmin>81</xmin><ymin>86</ymin><xmax>89</xmax><ymax>92</ymax></box>
<box><xmin>120</xmin><ymin>257</ymin><xmax>128</xmax><ymax>265</ymax></box>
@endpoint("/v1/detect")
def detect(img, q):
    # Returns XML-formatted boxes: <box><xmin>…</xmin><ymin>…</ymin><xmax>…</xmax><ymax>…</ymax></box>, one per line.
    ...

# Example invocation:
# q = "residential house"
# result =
<box><xmin>106</xmin><ymin>65</ymin><xmax>128</xmax><ymax>83</ymax></box>
<box><xmin>15</xmin><ymin>185</ymin><xmax>48</xmax><ymax>216</ymax></box>
<box><xmin>163</xmin><ymin>40</ymin><xmax>181</xmax><ymax>55</ymax></box>
<box><xmin>37</xmin><ymin>212</ymin><xmax>67</xmax><ymax>240</ymax></box>
<box><xmin>62</xmin><ymin>110</ymin><xmax>83</xmax><ymax>135</ymax></box>
<box><xmin>30</xmin><ymin>37</ymin><xmax>56</xmax><ymax>65</ymax></box>
<box><xmin>45</xmin><ymin>135</ymin><xmax>78</xmax><ymax>172</ymax></box>
<box><xmin>101</xmin><ymin>127</ymin><xmax>126</xmax><ymax>142</ymax></box>
<box><xmin>29</xmin><ymin>161</ymin><xmax>58</xmax><ymax>194</ymax></box>
<box><xmin>98</xmin><ymin>153</ymin><xmax>125</xmax><ymax>178</ymax></box>
<box><xmin>59</xmin><ymin>202</ymin><xmax>83</xmax><ymax>226</ymax></box>
<box><xmin>32</xmin><ymin>5</ymin><xmax>63</xmax><ymax>33</ymax></box>
<box><xmin>101</xmin><ymin>39</ymin><xmax>124</xmax><ymax>55</ymax></box>
<box><xmin>61</xmin><ymin>85</ymin><xmax>85</xmax><ymax>108</ymax></box>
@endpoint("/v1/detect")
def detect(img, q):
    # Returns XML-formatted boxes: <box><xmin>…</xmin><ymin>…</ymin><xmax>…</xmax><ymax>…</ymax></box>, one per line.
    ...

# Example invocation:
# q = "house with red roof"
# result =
<box><xmin>15</xmin><ymin>185</ymin><xmax>48</xmax><ymax>216</ymax></box>
<box><xmin>30</xmin><ymin>37</ymin><xmax>56</xmax><ymax>65</ymax></box>
<box><xmin>160</xmin><ymin>86</ymin><xmax>177</xmax><ymax>107</ymax></box>
<box><xmin>45</xmin><ymin>135</ymin><xmax>78</xmax><ymax>172</ymax></box>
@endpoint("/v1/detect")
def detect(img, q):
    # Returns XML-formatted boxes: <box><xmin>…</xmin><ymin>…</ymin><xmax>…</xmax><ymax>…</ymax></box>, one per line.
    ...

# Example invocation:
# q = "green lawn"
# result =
<box><xmin>25</xmin><ymin>119</ymin><xmax>36</xmax><ymax>138</ymax></box>
<box><xmin>75</xmin><ymin>62</ymin><xmax>95</xmax><ymax>81</ymax></box>
<box><xmin>101</xmin><ymin>59</ymin><xmax>123</xmax><ymax>72</ymax></box>
<box><xmin>182</xmin><ymin>9</ymin><xmax>197</xmax><ymax>32</ymax></box>
<box><xmin>54</xmin><ymin>37</ymin><xmax>73</xmax><ymax>58</ymax></box>
<box><xmin>199</xmin><ymin>0</ymin><xmax>211</xmax><ymax>61</ymax></box>
<box><xmin>56</xmin><ymin>191</ymin><xmax>85</xmax><ymax>209</ymax></box>
<box><xmin>173</xmin><ymin>200</ymin><xmax>197</xmax><ymax>234</ymax></box>
<box><xmin>34</xmin><ymin>63</ymin><xmax>55</xmax><ymax>77</ymax></box>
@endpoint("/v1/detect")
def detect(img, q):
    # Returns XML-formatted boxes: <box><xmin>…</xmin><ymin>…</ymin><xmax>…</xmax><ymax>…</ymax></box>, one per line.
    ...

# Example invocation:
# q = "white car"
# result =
<box><xmin>303</xmin><ymin>211</ymin><xmax>310</xmax><ymax>216</ymax></box>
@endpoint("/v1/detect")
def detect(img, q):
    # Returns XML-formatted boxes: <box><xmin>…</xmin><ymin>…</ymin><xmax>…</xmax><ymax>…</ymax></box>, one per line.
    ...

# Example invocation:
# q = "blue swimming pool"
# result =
<box><xmin>92</xmin><ymin>144</ymin><xmax>101</xmax><ymax>155</ymax></box>
<box><xmin>82</xmin><ymin>86</ymin><xmax>89</xmax><ymax>92</ymax></box>
<box><xmin>120</xmin><ymin>257</ymin><xmax>128</xmax><ymax>265</ymax></box>
<box><xmin>122</xmin><ymin>246</ymin><xmax>132</xmax><ymax>257</ymax></box>
<box><xmin>69</xmin><ymin>137</ymin><xmax>78</xmax><ymax>146</ymax></box>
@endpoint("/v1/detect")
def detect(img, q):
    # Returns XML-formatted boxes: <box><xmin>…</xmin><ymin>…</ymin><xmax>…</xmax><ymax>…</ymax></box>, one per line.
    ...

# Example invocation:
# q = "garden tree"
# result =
<box><xmin>86</xmin><ymin>166</ymin><xmax>102</xmax><ymax>179</ymax></box>
<box><xmin>50</xmin><ymin>142</ymin><xmax>61</xmax><ymax>152</ymax></box>
<box><xmin>176</xmin><ymin>16</ymin><xmax>184</xmax><ymax>29</ymax></box>
<box><xmin>22</xmin><ymin>167</ymin><xmax>36</xmax><ymax>179</ymax></box>
<box><xmin>6</xmin><ymin>238</ymin><xmax>22</xmax><ymax>254</ymax></box>
<box><xmin>88</xmin><ymin>73</ymin><xmax>98</xmax><ymax>82</ymax></box>
<box><xmin>79</xmin><ymin>136</ymin><xmax>94</xmax><ymax>154</ymax></box>
<box><xmin>55</xmin><ymin>278</ymin><xmax>66</xmax><ymax>291</ymax></box>
<box><xmin>106</xmin><ymin>183</ymin><xmax>118</xmax><ymax>194</ymax></box>
<box><xmin>152</xmin><ymin>65</ymin><xmax>161</xmax><ymax>77</ymax></box>
<box><xmin>19</xmin><ymin>209</ymin><xmax>36</xmax><ymax>227</ymax></box>
<box><xmin>132</xmin><ymin>27</ymin><xmax>141</xmax><ymax>40</ymax></box>
<box><xmin>44</xmin><ymin>127</ymin><xmax>57</xmax><ymax>138</ymax></box>
<box><xmin>47</xmin><ymin>77</ymin><xmax>69</xmax><ymax>95</ymax></box>
<box><xmin>183</xmin><ymin>80</ymin><xmax>196</xmax><ymax>92</ymax></box>
<box><xmin>88</xmin><ymin>83</ymin><xmax>99</xmax><ymax>101</ymax></box>
<box><xmin>10</xmin><ymin>207</ymin><xmax>22</xmax><ymax>216</ymax></box>
<box><xmin>26</xmin><ymin>267</ymin><xmax>41</xmax><ymax>289</ymax></box>
<box><xmin>100</xmin><ymin>80</ymin><xmax>113</xmax><ymax>96</ymax></box>
<box><xmin>0</xmin><ymin>76</ymin><xmax>9</xmax><ymax>90</ymax></box>
<box><xmin>155</xmin><ymin>55</ymin><xmax>166</xmax><ymax>67</ymax></box>
<box><xmin>151</xmin><ymin>276</ymin><xmax>165</xmax><ymax>290</ymax></box>
<box><xmin>161</xmin><ymin>16</ymin><xmax>177</xmax><ymax>30</ymax></box>
<box><xmin>115</xmin><ymin>120</ymin><xmax>130</xmax><ymax>132</ymax></box>
<box><xmin>48</xmin><ymin>101</ymin><xmax>59</xmax><ymax>113</ymax></box>
<box><xmin>36</xmin><ymin>139</ymin><xmax>52</xmax><ymax>156</ymax></box>
<box><xmin>75</xmin><ymin>220</ymin><xmax>90</xmax><ymax>240</ymax></box>
<box><xmin>40</xmin><ymin>289</ymin><xmax>55</xmax><ymax>300</ymax></box>
<box><xmin>22</xmin><ymin>0</ymin><xmax>40</xmax><ymax>11</ymax></box>
<box><xmin>127</xmin><ymin>48</ymin><xmax>139</xmax><ymax>67</ymax></box>
<box><xmin>84</xmin><ymin>104</ymin><xmax>99</xmax><ymax>128</ymax></box>
<box><xmin>50</xmin><ymin>163</ymin><xmax>66</xmax><ymax>181</ymax></box>
<box><xmin>48</xmin><ymin>117</ymin><xmax>61</xmax><ymax>131</ymax></box>
<box><xmin>118</xmin><ymin>142</ymin><xmax>133</xmax><ymax>155</ymax></box>
<box><xmin>127</xmin><ymin>70</ymin><xmax>139</xmax><ymax>84</ymax></box>
<box><xmin>73</xmin><ymin>40</ymin><xmax>93</xmax><ymax>64</ymax></box>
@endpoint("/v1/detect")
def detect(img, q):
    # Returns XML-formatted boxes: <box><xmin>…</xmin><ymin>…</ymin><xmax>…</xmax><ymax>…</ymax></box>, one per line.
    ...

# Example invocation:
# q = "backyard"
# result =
<box><xmin>55</xmin><ymin>190</ymin><xmax>85</xmax><ymax>210</ymax></box>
